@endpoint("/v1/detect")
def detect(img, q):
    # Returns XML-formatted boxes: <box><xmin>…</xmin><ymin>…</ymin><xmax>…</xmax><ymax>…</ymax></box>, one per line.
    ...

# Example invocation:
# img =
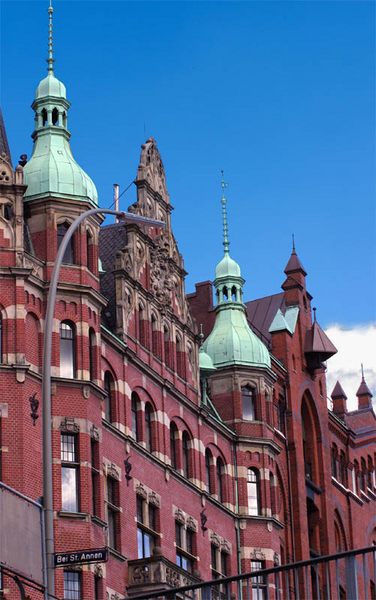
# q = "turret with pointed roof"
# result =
<box><xmin>356</xmin><ymin>366</ymin><xmax>373</xmax><ymax>410</ymax></box>
<box><xmin>23</xmin><ymin>2</ymin><xmax>97</xmax><ymax>205</ymax></box>
<box><xmin>331</xmin><ymin>381</ymin><xmax>347</xmax><ymax>417</ymax></box>
<box><xmin>202</xmin><ymin>176</ymin><xmax>271</xmax><ymax>369</ymax></box>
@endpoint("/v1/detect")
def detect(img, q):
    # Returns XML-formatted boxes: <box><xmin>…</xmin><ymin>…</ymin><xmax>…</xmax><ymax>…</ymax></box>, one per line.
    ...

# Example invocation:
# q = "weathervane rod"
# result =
<box><xmin>220</xmin><ymin>170</ymin><xmax>229</xmax><ymax>255</ymax></box>
<box><xmin>47</xmin><ymin>0</ymin><xmax>54</xmax><ymax>73</ymax></box>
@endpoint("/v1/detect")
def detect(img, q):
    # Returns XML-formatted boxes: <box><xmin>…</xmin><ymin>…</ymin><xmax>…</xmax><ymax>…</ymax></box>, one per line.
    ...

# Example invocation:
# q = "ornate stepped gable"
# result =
<box><xmin>117</xmin><ymin>137</ymin><xmax>192</xmax><ymax>326</ymax></box>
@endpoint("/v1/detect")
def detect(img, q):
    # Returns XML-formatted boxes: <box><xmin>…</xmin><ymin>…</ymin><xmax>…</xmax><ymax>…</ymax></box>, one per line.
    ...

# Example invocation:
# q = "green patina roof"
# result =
<box><xmin>203</xmin><ymin>175</ymin><xmax>271</xmax><ymax>370</ymax></box>
<box><xmin>23</xmin><ymin>4</ymin><xmax>98</xmax><ymax>205</ymax></box>
<box><xmin>202</xmin><ymin>302</ymin><xmax>271</xmax><ymax>369</ymax></box>
<box><xmin>199</xmin><ymin>347</ymin><xmax>217</xmax><ymax>373</ymax></box>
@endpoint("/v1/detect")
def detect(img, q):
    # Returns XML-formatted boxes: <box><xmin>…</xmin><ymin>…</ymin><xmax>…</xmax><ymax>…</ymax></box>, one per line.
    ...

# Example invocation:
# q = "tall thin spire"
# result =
<box><xmin>220</xmin><ymin>170</ymin><xmax>229</xmax><ymax>255</ymax></box>
<box><xmin>292</xmin><ymin>233</ymin><xmax>296</xmax><ymax>253</ymax></box>
<box><xmin>47</xmin><ymin>0</ymin><xmax>54</xmax><ymax>73</ymax></box>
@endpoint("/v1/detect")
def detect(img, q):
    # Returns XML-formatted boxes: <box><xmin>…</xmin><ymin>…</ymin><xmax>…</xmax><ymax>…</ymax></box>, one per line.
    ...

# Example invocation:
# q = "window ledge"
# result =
<box><xmin>360</xmin><ymin>490</ymin><xmax>370</xmax><ymax>503</ymax></box>
<box><xmin>108</xmin><ymin>547</ymin><xmax>127</xmax><ymax>562</ymax></box>
<box><xmin>347</xmin><ymin>490</ymin><xmax>363</xmax><ymax>505</ymax></box>
<box><xmin>91</xmin><ymin>515</ymin><xmax>107</xmax><ymax>528</ymax></box>
<box><xmin>58</xmin><ymin>511</ymin><xmax>88</xmax><ymax>520</ymax></box>
<box><xmin>367</xmin><ymin>487</ymin><xmax>376</xmax><ymax>500</ymax></box>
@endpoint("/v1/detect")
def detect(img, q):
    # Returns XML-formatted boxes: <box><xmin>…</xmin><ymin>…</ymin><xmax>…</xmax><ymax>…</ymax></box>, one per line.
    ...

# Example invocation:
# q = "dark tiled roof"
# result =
<box><xmin>356</xmin><ymin>379</ymin><xmax>373</xmax><ymax>398</ymax></box>
<box><xmin>304</xmin><ymin>321</ymin><xmax>337</xmax><ymax>358</ymax></box>
<box><xmin>331</xmin><ymin>381</ymin><xmax>347</xmax><ymax>400</ymax></box>
<box><xmin>99</xmin><ymin>223</ymin><xmax>128</xmax><ymax>329</ymax></box>
<box><xmin>284</xmin><ymin>249</ymin><xmax>307</xmax><ymax>276</ymax></box>
<box><xmin>245</xmin><ymin>292</ymin><xmax>285</xmax><ymax>345</ymax></box>
<box><xmin>0</xmin><ymin>108</ymin><xmax>12</xmax><ymax>165</ymax></box>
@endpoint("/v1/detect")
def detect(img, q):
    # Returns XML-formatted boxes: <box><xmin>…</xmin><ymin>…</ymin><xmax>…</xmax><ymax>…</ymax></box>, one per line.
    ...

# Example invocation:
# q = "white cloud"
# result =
<box><xmin>324</xmin><ymin>323</ymin><xmax>376</xmax><ymax>411</ymax></box>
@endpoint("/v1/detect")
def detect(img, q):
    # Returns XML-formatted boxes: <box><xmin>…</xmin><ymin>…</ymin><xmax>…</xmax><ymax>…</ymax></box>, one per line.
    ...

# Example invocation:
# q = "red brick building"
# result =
<box><xmin>0</xmin><ymin>10</ymin><xmax>375</xmax><ymax>600</ymax></box>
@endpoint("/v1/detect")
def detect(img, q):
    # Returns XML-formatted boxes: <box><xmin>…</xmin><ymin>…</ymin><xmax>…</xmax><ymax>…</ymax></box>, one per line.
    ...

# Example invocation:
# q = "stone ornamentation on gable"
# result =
<box><xmin>136</xmin><ymin>137</ymin><xmax>169</xmax><ymax>204</ymax></box>
<box><xmin>150</xmin><ymin>242</ymin><xmax>174</xmax><ymax>308</ymax></box>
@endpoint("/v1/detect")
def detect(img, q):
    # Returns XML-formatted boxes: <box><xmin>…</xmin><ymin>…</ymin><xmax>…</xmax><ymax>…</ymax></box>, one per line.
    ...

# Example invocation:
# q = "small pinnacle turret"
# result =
<box><xmin>331</xmin><ymin>381</ymin><xmax>347</xmax><ymax>416</ymax></box>
<box><xmin>356</xmin><ymin>365</ymin><xmax>373</xmax><ymax>409</ymax></box>
<box><xmin>23</xmin><ymin>1</ymin><xmax>98</xmax><ymax>205</ymax></box>
<box><xmin>202</xmin><ymin>176</ymin><xmax>271</xmax><ymax>369</ymax></box>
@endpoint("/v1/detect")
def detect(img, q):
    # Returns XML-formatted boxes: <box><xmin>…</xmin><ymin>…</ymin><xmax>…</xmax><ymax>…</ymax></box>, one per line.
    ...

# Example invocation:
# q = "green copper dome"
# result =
<box><xmin>202</xmin><ymin>303</ymin><xmax>271</xmax><ymax>369</ymax></box>
<box><xmin>202</xmin><ymin>174</ymin><xmax>271</xmax><ymax>370</ymax></box>
<box><xmin>36</xmin><ymin>72</ymin><xmax>66</xmax><ymax>100</ymax></box>
<box><xmin>23</xmin><ymin>3</ymin><xmax>98</xmax><ymax>206</ymax></box>
<box><xmin>199</xmin><ymin>347</ymin><xmax>217</xmax><ymax>373</ymax></box>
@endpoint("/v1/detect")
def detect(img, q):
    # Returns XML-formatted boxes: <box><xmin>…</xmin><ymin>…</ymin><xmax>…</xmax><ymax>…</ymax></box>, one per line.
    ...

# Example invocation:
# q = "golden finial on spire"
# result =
<box><xmin>47</xmin><ymin>0</ymin><xmax>54</xmax><ymax>73</ymax></box>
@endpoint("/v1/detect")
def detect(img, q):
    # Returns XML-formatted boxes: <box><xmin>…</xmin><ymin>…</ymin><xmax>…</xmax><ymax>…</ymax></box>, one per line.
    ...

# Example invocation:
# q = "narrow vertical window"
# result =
<box><xmin>60</xmin><ymin>321</ymin><xmax>75</xmax><ymax>378</ymax></box>
<box><xmin>251</xmin><ymin>561</ymin><xmax>266</xmax><ymax>599</ymax></box>
<box><xmin>182</xmin><ymin>431</ymin><xmax>190</xmax><ymax>479</ymax></box>
<box><xmin>270</xmin><ymin>472</ymin><xmax>276</xmax><ymax>516</ymax></box>
<box><xmin>91</xmin><ymin>438</ymin><xmax>100</xmax><ymax>517</ymax></box>
<box><xmin>89</xmin><ymin>328</ymin><xmax>95</xmax><ymax>381</ymax></box>
<box><xmin>176</xmin><ymin>335</ymin><xmax>185</xmax><ymax>378</ymax></box>
<box><xmin>151</xmin><ymin>314</ymin><xmax>160</xmax><ymax>358</ymax></box>
<box><xmin>331</xmin><ymin>446</ymin><xmax>338</xmax><ymax>479</ymax></box>
<box><xmin>107</xmin><ymin>477</ymin><xmax>120</xmax><ymax>550</ymax></box>
<box><xmin>217</xmin><ymin>458</ymin><xmax>224</xmax><ymax>503</ymax></box>
<box><xmin>61</xmin><ymin>433</ymin><xmax>79</xmax><ymax>512</ymax></box>
<box><xmin>63</xmin><ymin>571</ymin><xmax>81</xmax><ymax>600</ymax></box>
<box><xmin>170</xmin><ymin>422</ymin><xmax>178</xmax><ymax>469</ymax></box>
<box><xmin>104</xmin><ymin>372</ymin><xmax>114</xmax><ymax>423</ymax></box>
<box><xmin>57</xmin><ymin>222</ymin><xmax>74</xmax><ymax>264</ymax></box>
<box><xmin>247</xmin><ymin>468</ymin><xmax>260</xmax><ymax>516</ymax></box>
<box><xmin>131</xmin><ymin>393</ymin><xmax>140</xmax><ymax>441</ymax></box>
<box><xmin>175</xmin><ymin>522</ymin><xmax>194</xmax><ymax>572</ymax></box>
<box><xmin>145</xmin><ymin>403</ymin><xmax>153</xmax><ymax>452</ymax></box>
<box><xmin>242</xmin><ymin>386</ymin><xmax>256</xmax><ymax>420</ymax></box>
<box><xmin>164</xmin><ymin>326</ymin><xmax>171</xmax><ymax>368</ymax></box>
<box><xmin>205</xmin><ymin>449</ymin><xmax>212</xmax><ymax>493</ymax></box>
<box><xmin>137</xmin><ymin>496</ymin><xmax>158</xmax><ymax>559</ymax></box>
<box><xmin>86</xmin><ymin>230</ymin><xmax>94</xmax><ymax>272</ymax></box>
<box><xmin>211</xmin><ymin>544</ymin><xmax>219</xmax><ymax>578</ymax></box>
<box><xmin>277</xmin><ymin>395</ymin><xmax>286</xmax><ymax>435</ymax></box>
<box><xmin>0</xmin><ymin>314</ymin><xmax>3</xmax><ymax>362</ymax></box>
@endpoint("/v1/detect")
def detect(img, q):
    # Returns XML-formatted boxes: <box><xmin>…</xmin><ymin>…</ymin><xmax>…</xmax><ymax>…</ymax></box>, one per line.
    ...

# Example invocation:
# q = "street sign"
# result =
<box><xmin>54</xmin><ymin>547</ymin><xmax>108</xmax><ymax>567</ymax></box>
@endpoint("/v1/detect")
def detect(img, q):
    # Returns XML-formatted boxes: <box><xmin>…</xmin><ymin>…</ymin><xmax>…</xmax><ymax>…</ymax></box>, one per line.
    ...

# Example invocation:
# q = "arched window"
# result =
<box><xmin>247</xmin><ymin>468</ymin><xmax>261</xmax><ymax>516</ymax></box>
<box><xmin>25</xmin><ymin>313</ymin><xmax>40</xmax><ymax>373</ymax></box>
<box><xmin>86</xmin><ymin>230</ymin><xmax>94</xmax><ymax>272</ymax></box>
<box><xmin>164</xmin><ymin>326</ymin><xmax>171</xmax><ymax>368</ymax></box>
<box><xmin>176</xmin><ymin>335</ymin><xmax>185</xmax><ymax>379</ymax></box>
<box><xmin>339</xmin><ymin>451</ymin><xmax>347</xmax><ymax>486</ymax></box>
<box><xmin>138</xmin><ymin>303</ymin><xmax>147</xmax><ymax>347</ymax></box>
<box><xmin>104</xmin><ymin>371</ymin><xmax>114</xmax><ymax>422</ymax></box>
<box><xmin>360</xmin><ymin>458</ymin><xmax>367</xmax><ymax>492</ymax></box>
<box><xmin>145</xmin><ymin>403</ymin><xmax>153</xmax><ymax>452</ymax></box>
<box><xmin>353</xmin><ymin>460</ymin><xmax>360</xmax><ymax>494</ymax></box>
<box><xmin>151</xmin><ymin>314</ymin><xmax>160</xmax><ymax>357</ymax></box>
<box><xmin>301</xmin><ymin>398</ymin><xmax>319</xmax><ymax>483</ymax></box>
<box><xmin>331</xmin><ymin>445</ymin><xmax>338</xmax><ymax>479</ymax></box>
<box><xmin>131</xmin><ymin>393</ymin><xmax>140</xmax><ymax>441</ymax></box>
<box><xmin>217</xmin><ymin>457</ymin><xmax>224</xmax><ymax>503</ymax></box>
<box><xmin>57</xmin><ymin>222</ymin><xmax>74</xmax><ymax>264</ymax></box>
<box><xmin>242</xmin><ymin>386</ymin><xmax>256</xmax><ymax>421</ymax></box>
<box><xmin>270</xmin><ymin>472</ymin><xmax>276</xmax><ymax>516</ymax></box>
<box><xmin>89</xmin><ymin>328</ymin><xmax>96</xmax><ymax>381</ymax></box>
<box><xmin>60</xmin><ymin>321</ymin><xmax>75</xmax><ymax>378</ymax></box>
<box><xmin>205</xmin><ymin>449</ymin><xmax>213</xmax><ymax>493</ymax></box>
<box><xmin>42</xmin><ymin>108</ymin><xmax>47</xmax><ymax>126</ymax></box>
<box><xmin>62</xmin><ymin>111</ymin><xmax>67</xmax><ymax>127</ymax></box>
<box><xmin>52</xmin><ymin>107</ymin><xmax>59</xmax><ymax>125</ymax></box>
<box><xmin>182</xmin><ymin>431</ymin><xmax>190</xmax><ymax>479</ymax></box>
<box><xmin>170</xmin><ymin>422</ymin><xmax>178</xmax><ymax>469</ymax></box>
<box><xmin>231</xmin><ymin>286</ymin><xmax>237</xmax><ymax>302</ymax></box>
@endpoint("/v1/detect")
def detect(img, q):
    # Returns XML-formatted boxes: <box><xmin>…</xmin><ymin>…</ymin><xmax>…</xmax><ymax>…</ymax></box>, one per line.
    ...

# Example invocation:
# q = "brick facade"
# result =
<box><xmin>0</xmin><ymin>91</ymin><xmax>375</xmax><ymax>600</ymax></box>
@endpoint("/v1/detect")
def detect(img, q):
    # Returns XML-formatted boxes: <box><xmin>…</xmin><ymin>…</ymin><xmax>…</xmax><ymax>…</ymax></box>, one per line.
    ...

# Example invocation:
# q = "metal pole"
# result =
<box><xmin>42</xmin><ymin>208</ymin><xmax>164</xmax><ymax>599</ymax></box>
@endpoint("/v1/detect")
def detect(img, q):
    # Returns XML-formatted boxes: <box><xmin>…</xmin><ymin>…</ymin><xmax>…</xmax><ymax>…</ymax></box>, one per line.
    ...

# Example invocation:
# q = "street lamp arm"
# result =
<box><xmin>42</xmin><ymin>208</ymin><xmax>164</xmax><ymax>599</ymax></box>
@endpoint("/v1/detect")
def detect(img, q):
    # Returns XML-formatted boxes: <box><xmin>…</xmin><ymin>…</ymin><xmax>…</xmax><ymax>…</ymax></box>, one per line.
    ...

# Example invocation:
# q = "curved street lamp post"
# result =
<box><xmin>42</xmin><ymin>208</ymin><xmax>164</xmax><ymax>599</ymax></box>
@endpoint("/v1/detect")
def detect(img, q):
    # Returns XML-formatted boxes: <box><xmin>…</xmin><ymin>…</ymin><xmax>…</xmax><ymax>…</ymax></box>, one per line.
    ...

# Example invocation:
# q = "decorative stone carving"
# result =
<box><xmin>90</xmin><ymin>425</ymin><xmax>100</xmax><ymax>441</ymax></box>
<box><xmin>131</xmin><ymin>565</ymin><xmax>150</xmax><ymax>584</ymax></box>
<box><xmin>174</xmin><ymin>508</ymin><xmax>186</xmax><ymax>525</ymax></box>
<box><xmin>94</xmin><ymin>564</ymin><xmax>103</xmax><ymax>578</ymax></box>
<box><xmin>210</xmin><ymin>532</ymin><xmax>221</xmax><ymax>548</ymax></box>
<box><xmin>59</xmin><ymin>417</ymin><xmax>79</xmax><ymax>433</ymax></box>
<box><xmin>149</xmin><ymin>242</ymin><xmax>174</xmax><ymax>308</ymax></box>
<box><xmin>148</xmin><ymin>491</ymin><xmax>160</xmax><ymax>507</ymax></box>
<box><xmin>166</xmin><ymin>566</ymin><xmax>180</xmax><ymax>588</ymax></box>
<box><xmin>221</xmin><ymin>539</ymin><xmax>231</xmax><ymax>554</ymax></box>
<box><xmin>186</xmin><ymin>516</ymin><xmax>197</xmax><ymax>532</ymax></box>
<box><xmin>136</xmin><ymin>137</ymin><xmax>170</xmax><ymax>203</ymax></box>
<box><xmin>105</xmin><ymin>462</ymin><xmax>121</xmax><ymax>481</ymax></box>
<box><xmin>135</xmin><ymin>482</ymin><xmax>148</xmax><ymax>499</ymax></box>
<box><xmin>250</xmin><ymin>548</ymin><xmax>266</xmax><ymax>561</ymax></box>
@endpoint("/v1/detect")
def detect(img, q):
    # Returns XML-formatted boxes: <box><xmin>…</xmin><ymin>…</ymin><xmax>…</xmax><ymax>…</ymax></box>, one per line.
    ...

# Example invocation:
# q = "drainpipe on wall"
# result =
<box><xmin>284</xmin><ymin>382</ymin><xmax>297</xmax><ymax>565</ymax></box>
<box><xmin>233</xmin><ymin>437</ymin><xmax>243</xmax><ymax>599</ymax></box>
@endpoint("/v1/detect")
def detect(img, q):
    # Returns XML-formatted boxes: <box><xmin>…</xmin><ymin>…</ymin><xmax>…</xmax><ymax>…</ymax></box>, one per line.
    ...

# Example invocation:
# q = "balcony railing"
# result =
<box><xmin>128</xmin><ymin>546</ymin><xmax>376</xmax><ymax>600</ymax></box>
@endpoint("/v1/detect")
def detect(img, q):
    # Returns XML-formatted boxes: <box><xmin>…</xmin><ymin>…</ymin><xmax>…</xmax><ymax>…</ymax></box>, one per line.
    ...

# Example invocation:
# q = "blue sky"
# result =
<box><xmin>1</xmin><ymin>0</ymin><xmax>375</xmax><ymax>328</ymax></box>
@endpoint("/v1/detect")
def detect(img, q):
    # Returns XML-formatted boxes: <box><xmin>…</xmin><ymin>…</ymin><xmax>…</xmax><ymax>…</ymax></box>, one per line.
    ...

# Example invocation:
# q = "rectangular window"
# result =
<box><xmin>91</xmin><ymin>439</ymin><xmax>100</xmax><ymax>517</ymax></box>
<box><xmin>137</xmin><ymin>496</ymin><xmax>158</xmax><ymax>559</ymax></box>
<box><xmin>251</xmin><ymin>560</ymin><xmax>266</xmax><ymax>600</ymax></box>
<box><xmin>175</xmin><ymin>522</ymin><xmax>195</xmax><ymax>573</ymax></box>
<box><xmin>61</xmin><ymin>434</ymin><xmax>79</xmax><ymax>512</ymax></box>
<box><xmin>107</xmin><ymin>477</ymin><xmax>120</xmax><ymax>551</ymax></box>
<box><xmin>63</xmin><ymin>571</ymin><xmax>81</xmax><ymax>600</ymax></box>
